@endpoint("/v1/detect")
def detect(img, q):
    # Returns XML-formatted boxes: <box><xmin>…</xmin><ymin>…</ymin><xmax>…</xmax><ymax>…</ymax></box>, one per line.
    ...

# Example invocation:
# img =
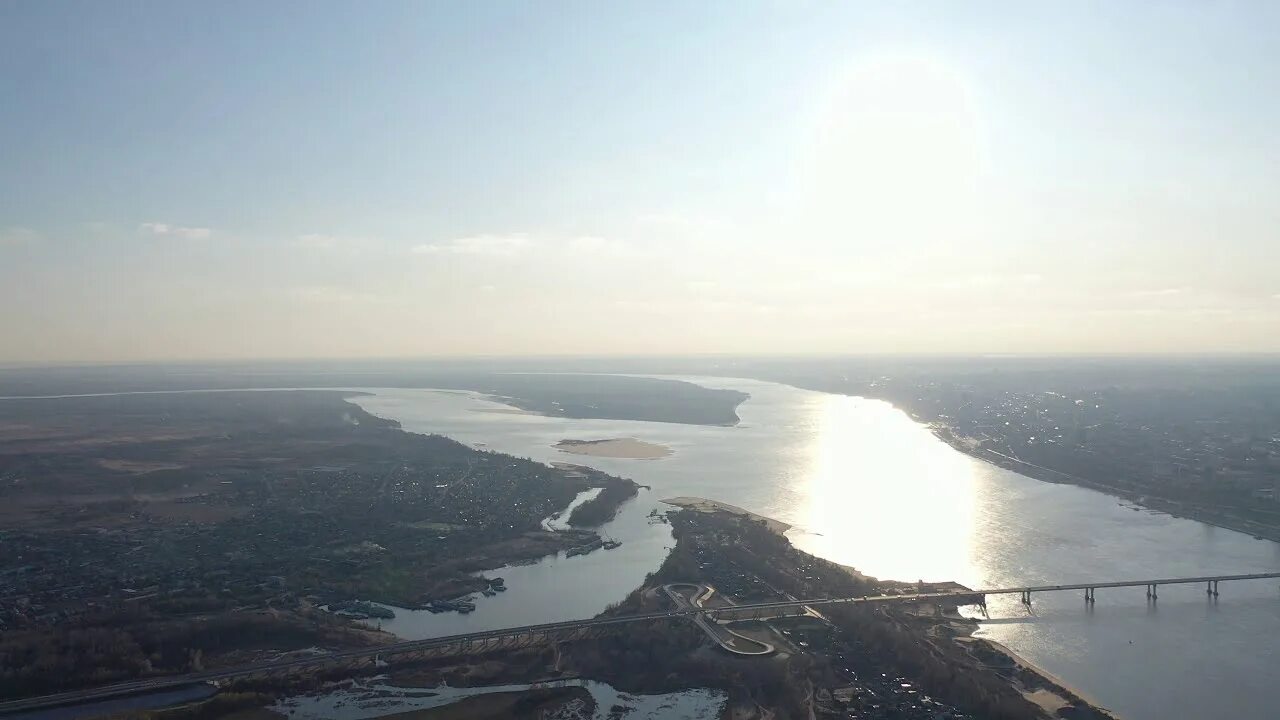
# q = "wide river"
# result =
<box><xmin>348</xmin><ymin>377</ymin><xmax>1280</xmax><ymax>720</ymax></box>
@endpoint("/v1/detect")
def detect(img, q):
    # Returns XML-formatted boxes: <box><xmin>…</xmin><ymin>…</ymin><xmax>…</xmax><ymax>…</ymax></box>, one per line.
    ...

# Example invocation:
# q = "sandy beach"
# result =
<box><xmin>554</xmin><ymin>437</ymin><xmax>672</xmax><ymax>459</ymax></box>
<box><xmin>964</xmin><ymin>635</ymin><xmax>1119</xmax><ymax>718</ymax></box>
<box><xmin>661</xmin><ymin>496</ymin><xmax>791</xmax><ymax>534</ymax></box>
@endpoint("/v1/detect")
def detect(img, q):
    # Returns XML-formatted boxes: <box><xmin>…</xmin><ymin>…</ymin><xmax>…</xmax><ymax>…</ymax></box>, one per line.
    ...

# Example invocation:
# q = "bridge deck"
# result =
<box><xmin>986</xmin><ymin>571</ymin><xmax>1280</xmax><ymax>594</ymax></box>
<box><xmin>705</xmin><ymin>571</ymin><xmax>1280</xmax><ymax>613</ymax></box>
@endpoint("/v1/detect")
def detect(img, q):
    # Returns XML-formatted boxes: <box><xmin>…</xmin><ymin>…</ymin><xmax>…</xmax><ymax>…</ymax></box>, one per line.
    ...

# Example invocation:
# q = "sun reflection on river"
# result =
<box><xmin>791</xmin><ymin>393</ymin><xmax>977</xmax><ymax>582</ymax></box>
<box><xmin>353</xmin><ymin>381</ymin><xmax>1280</xmax><ymax>720</ymax></box>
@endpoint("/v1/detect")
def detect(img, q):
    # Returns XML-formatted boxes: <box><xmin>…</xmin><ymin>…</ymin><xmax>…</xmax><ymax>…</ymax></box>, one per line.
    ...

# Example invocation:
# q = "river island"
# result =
<box><xmin>554</xmin><ymin>437</ymin><xmax>673</xmax><ymax>459</ymax></box>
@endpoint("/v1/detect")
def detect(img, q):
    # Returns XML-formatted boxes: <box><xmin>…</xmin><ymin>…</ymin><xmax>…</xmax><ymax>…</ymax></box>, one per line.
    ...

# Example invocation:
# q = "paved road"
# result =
<box><xmin>5</xmin><ymin>571</ymin><xmax>1278</xmax><ymax>716</ymax></box>
<box><xmin>662</xmin><ymin>583</ymin><xmax>773</xmax><ymax>655</ymax></box>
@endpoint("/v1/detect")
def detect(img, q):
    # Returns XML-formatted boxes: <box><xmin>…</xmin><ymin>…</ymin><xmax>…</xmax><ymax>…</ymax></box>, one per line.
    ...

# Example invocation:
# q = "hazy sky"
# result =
<box><xmin>3</xmin><ymin>1</ymin><xmax>1278</xmax><ymax>362</ymax></box>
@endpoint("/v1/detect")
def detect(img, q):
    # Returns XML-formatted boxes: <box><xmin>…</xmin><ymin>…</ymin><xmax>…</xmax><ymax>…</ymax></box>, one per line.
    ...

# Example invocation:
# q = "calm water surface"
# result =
<box><xmin>349</xmin><ymin>378</ymin><xmax>1280</xmax><ymax>720</ymax></box>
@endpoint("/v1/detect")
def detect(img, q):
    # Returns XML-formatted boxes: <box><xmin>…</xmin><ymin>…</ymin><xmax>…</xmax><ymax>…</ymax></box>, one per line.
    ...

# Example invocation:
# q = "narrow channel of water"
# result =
<box><xmin>542</xmin><ymin>487</ymin><xmax>603</xmax><ymax>531</ymax></box>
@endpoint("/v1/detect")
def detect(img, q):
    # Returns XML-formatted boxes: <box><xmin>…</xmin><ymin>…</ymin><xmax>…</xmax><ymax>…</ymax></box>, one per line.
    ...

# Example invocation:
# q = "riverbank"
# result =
<box><xmin>543</xmin><ymin>462</ymin><xmax>644</xmax><ymax>528</ymax></box>
<box><xmin>899</xmin><ymin>601</ymin><xmax>1116</xmax><ymax>719</ymax></box>
<box><xmin>386</xmin><ymin>527</ymin><xmax>600</xmax><ymax>607</ymax></box>
<box><xmin>661</xmin><ymin>496</ymin><xmax>791</xmax><ymax>534</ymax></box>
<box><xmin>930</xmin><ymin>424</ymin><xmax>1280</xmax><ymax>545</ymax></box>
<box><xmin>632</xmin><ymin>506</ymin><xmax>1119</xmax><ymax>720</ymax></box>
<box><xmin>554</xmin><ymin>437</ymin><xmax>673</xmax><ymax>459</ymax></box>
<box><xmin>99</xmin><ymin>500</ymin><xmax>1121</xmax><ymax>720</ymax></box>
<box><xmin>284</xmin><ymin>381</ymin><xmax>1280</xmax><ymax>720</ymax></box>
<box><xmin>967</xmin><ymin>636</ymin><xmax>1117</xmax><ymax>719</ymax></box>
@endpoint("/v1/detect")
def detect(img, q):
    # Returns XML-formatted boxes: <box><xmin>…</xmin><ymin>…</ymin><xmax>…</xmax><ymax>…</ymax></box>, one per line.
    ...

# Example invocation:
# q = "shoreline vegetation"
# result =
<box><xmin>930</xmin><ymin>423</ymin><xmax>1280</xmax><ymax>544</ymax></box>
<box><xmin>4</xmin><ymin>381</ymin><xmax>1117</xmax><ymax>719</ymax></box>
<box><xmin>23</xmin><ymin>464</ymin><xmax>1115</xmax><ymax>720</ymax></box>
<box><xmin>566</xmin><ymin>482</ymin><xmax>640</xmax><ymax>527</ymax></box>
<box><xmin>661</xmin><ymin>496</ymin><xmax>792</xmax><ymax>534</ymax></box>
<box><xmin>0</xmin><ymin>370</ymin><xmax>751</xmax><ymax>428</ymax></box>
<box><xmin>460</xmin><ymin>375</ymin><xmax>748</xmax><ymax>426</ymax></box>
<box><xmin>246</xmin><ymin>504</ymin><xmax>1113</xmax><ymax>720</ymax></box>
<box><xmin>658</xmin><ymin>504</ymin><xmax>1113</xmax><ymax>718</ymax></box>
<box><xmin>553</xmin><ymin>437</ymin><xmax>673</xmax><ymax>459</ymax></box>
<box><xmin>970</xmin><ymin>636</ymin><xmax>1113</xmax><ymax>717</ymax></box>
<box><xmin>592</xmin><ymin>506</ymin><xmax>1117</xmax><ymax>719</ymax></box>
<box><xmin>548</xmin><ymin>462</ymin><xmax>645</xmax><ymax>527</ymax></box>
<box><xmin>0</xmin><ymin>390</ymin><xmax>642</xmax><ymax>702</ymax></box>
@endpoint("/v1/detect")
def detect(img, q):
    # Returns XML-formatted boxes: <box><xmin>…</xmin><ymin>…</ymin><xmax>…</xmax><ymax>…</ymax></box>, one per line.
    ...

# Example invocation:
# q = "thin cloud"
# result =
<box><xmin>413</xmin><ymin>234</ymin><xmax>530</xmax><ymax>258</ymax></box>
<box><xmin>140</xmin><ymin>222</ymin><xmax>212</xmax><ymax>240</ymax></box>
<box><xmin>1130</xmin><ymin>287</ymin><xmax>1185</xmax><ymax>298</ymax></box>
<box><xmin>286</xmin><ymin>286</ymin><xmax>385</xmax><ymax>305</ymax></box>
<box><xmin>939</xmin><ymin>273</ymin><xmax>1043</xmax><ymax>290</ymax></box>
<box><xmin>295</xmin><ymin>233</ymin><xmax>376</xmax><ymax>251</ymax></box>
<box><xmin>296</xmin><ymin>233</ymin><xmax>339</xmax><ymax>249</ymax></box>
<box><xmin>0</xmin><ymin>227</ymin><xmax>39</xmax><ymax>246</ymax></box>
<box><xmin>566</xmin><ymin>235</ymin><xmax>630</xmax><ymax>255</ymax></box>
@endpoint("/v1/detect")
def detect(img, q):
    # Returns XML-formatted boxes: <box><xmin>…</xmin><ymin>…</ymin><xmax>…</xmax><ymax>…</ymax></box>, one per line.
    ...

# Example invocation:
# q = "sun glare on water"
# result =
<box><xmin>795</xmin><ymin>393</ymin><xmax>978</xmax><ymax>583</ymax></box>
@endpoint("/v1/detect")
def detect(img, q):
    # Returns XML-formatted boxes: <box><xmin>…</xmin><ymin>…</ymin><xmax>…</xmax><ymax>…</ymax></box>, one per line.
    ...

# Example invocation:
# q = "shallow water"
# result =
<box><xmin>349</xmin><ymin>378</ymin><xmax>1280</xmax><ymax>720</ymax></box>
<box><xmin>272</xmin><ymin>678</ymin><xmax>724</xmax><ymax>720</ymax></box>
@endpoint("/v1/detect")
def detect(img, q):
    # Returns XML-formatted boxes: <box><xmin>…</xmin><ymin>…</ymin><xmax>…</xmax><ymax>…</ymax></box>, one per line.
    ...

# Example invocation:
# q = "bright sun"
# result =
<box><xmin>807</xmin><ymin>55</ymin><xmax>984</xmax><ymax>247</ymax></box>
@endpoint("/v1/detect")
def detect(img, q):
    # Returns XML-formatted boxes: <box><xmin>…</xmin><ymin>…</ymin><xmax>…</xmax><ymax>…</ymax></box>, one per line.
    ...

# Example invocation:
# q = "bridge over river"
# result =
<box><xmin>704</xmin><ymin>571</ymin><xmax>1280</xmax><ymax>620</ymax></box>
<box><xmin>4</xmin><ymin>571</ymin><xmax>1278</xmax><ymax>718</ymax></box>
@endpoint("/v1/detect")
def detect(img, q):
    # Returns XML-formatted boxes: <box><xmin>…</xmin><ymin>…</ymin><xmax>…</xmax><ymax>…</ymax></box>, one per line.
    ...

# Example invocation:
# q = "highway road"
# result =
<box><xmin>662</xmin><ymin>583</ymin><xmax>773</xmax><ymax>655</ymax></box>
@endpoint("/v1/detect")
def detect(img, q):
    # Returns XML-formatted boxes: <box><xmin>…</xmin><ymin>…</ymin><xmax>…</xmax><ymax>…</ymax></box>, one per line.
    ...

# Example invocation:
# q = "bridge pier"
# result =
<box><xmin>1207</xmin><ymin>580</ymin><xmax>1219</xmax><ymax>596</ymax></box>
<box><xmin>1084</xmin><ymin>587</ymin><xmax>1095</xmax><ymax>604</ymax></box>
<box><xmin>1020</xmin><ymin>590</ymin><xmax>1032</xmax><ymax>605</ymax></box>
<box><xmin>1146</xmin><ymin>584</ymin><xmax>1158</xmax><ymax>600</ymax></box>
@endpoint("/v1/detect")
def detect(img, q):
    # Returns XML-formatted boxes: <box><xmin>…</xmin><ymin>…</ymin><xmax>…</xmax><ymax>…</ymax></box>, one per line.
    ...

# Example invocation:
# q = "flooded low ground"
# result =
<box><xmin>272</xmin><ymin>678</ymin><xmax>725</xmax><ymax>720</ymax></box>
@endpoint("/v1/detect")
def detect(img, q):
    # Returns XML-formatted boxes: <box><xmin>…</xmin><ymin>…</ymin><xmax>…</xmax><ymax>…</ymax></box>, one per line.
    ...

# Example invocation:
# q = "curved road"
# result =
<box><xmin>662</xmin><ymin>583</ymin><xmax>774</xmax><ymax>655</ymax></box>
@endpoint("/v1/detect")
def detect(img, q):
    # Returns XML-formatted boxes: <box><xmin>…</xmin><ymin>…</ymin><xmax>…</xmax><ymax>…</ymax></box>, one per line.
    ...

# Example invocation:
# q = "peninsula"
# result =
<box><xmin>0</xmin><ymin>390</ymin><xmax>636</xmax><ymax>700</ymax></box>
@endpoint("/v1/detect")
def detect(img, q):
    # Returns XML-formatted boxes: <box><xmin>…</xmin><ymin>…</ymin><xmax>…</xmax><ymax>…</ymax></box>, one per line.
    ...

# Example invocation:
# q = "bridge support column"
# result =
<box><xmin>1146</xmin><ymin>584</ymin><xmax>1158</xmax><ymax>600</ymax></box>
<box><xmin>1084</xmin><ymin>587</ymin><xmax>1095</xmax><ymax>604</ymax></box>
<box><xmin>1020</xmin><ymin>590</ymin><xmax>1031</xmax><ymax>605</ymax></box>
<box><xmin>1207</xmin><ymin>580</ymin><xmax>1219</xmax><ymax>596</ymax></box>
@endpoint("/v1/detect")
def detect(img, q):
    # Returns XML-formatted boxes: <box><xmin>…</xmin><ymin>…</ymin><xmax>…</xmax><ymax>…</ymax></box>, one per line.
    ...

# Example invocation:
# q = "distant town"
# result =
<box><xmin>706</xmin><ymin>356</ymin><xmax>1280</xmax><ymax>542</ymax></box>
